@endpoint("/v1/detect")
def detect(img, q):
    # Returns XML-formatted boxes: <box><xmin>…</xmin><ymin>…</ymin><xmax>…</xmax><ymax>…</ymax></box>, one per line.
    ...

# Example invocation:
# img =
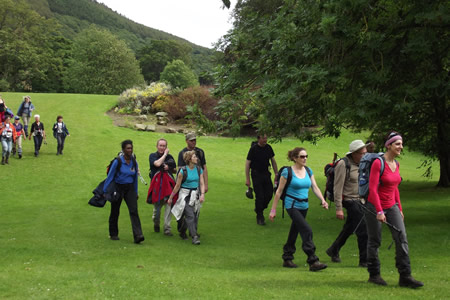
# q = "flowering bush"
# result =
<box><xmin>117</xmin><ymin>82</ymin><xmax>172</xmax><ymax>114</ymax></box>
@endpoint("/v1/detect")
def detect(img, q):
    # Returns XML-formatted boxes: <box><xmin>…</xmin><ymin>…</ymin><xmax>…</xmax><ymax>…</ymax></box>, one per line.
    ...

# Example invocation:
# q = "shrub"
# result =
<box><xmin>116</xmin><ymin>82</ymin><xmax>172</xmax><ymax>114</ymax></box>
<box><xmin>163</xmin><ymin>86</ymin><xmax>219</xmax><ymax>121</ymax></box>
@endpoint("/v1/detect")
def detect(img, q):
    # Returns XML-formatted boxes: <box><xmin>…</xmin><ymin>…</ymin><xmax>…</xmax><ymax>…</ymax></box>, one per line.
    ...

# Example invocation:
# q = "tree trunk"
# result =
<box><xmin>435</xmin><ymin>96</ymin><xmax>450</xmax><ymax>188</ymax></box>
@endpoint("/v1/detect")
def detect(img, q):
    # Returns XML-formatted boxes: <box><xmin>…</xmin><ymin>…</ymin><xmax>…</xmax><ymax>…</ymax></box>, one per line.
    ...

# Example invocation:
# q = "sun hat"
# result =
<box><xmin>346</xmin><ymin>140</ymin><xmax>370</xmax><ymax>155</ymax></box>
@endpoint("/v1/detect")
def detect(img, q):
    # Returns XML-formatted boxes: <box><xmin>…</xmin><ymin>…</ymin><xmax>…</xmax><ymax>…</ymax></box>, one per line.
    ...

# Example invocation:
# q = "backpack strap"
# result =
<box><xmin>341</xmin><ymin>157</ymin><xmax>350</xmax><ymax>180</ymax></box>
<box><xmin>378</xmin><ymin>156</ymin><xmax>385</xmax><ymax>184</ymax></box>
<box><xmin>281</xmin><ymin>167</ymin><xmax>293</xmax><ymax>218</ymax></box>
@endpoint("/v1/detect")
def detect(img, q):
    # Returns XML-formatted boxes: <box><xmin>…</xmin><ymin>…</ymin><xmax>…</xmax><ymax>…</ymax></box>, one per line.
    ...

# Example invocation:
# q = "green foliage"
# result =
<box><xmin>64</xmin><ymin>26</ymin><xmax>145</xmax><ymax>95</ymax></box>
<box><xmin>117</xmin><ymin>82</ymin><xmax>173</xmax><ymax>114</ymax></box>
<box><xmin>160</xmin><ymin>60</ymin><xmax>199</xmax><ymax>90</ymax></box>
<box><xmin>215</xmin><ymin>0</ymin><xmax>450</xmax><ymax>186</ymax></box>
<box><xmin>0</xmin><ymin>0</ymin><xmax>69</xmax><ymax>92</ymax></box>
<box><xmin>137</xmin><ymin>40</ymin><xmax>193</xmax><ymax>83</ymax></box>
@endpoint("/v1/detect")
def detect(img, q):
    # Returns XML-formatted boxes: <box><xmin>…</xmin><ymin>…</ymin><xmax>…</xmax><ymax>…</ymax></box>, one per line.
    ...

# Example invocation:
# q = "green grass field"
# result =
<box><xmin>0</xmin><ymin>92</ymin><xmax>449</xmax><ymax>299</ymax></box>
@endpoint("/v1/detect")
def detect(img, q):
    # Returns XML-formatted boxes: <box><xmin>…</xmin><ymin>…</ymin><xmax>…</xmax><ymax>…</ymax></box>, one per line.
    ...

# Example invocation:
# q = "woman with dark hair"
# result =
<box><xmin>103</xmin><ymin>140</ymin><xmax>145</xmax><ymax>244</ymax></box>
<box><xmin>269</xmin><ymin>147</ymin><xmax>329</xmax><ymax>271</ymax></box>
<box><xmin>365</xmin><ymin>131</ymin><xmax>423</xmax><ymax>288</ymax></box>
<box><xmin>168</xmin><ymin>150</ymin><xmax>205</xmax><ymax>245</ymax></box>
<box><xmin>52</xmin><ymin>115</ymin><xmax>70</xmax><ymax>155</ymax></box>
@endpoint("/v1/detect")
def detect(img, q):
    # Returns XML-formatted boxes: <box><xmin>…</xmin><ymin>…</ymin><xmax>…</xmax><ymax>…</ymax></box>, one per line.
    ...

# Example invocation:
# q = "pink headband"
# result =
<box><xmin>385</xmin><ymin>135</ymin><xmax>402</xmax><ymax>148</ymax></box>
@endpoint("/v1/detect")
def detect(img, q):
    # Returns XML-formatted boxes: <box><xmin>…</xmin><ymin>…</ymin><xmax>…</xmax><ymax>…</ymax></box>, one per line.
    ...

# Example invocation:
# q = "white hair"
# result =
<box><xmin>34</xmin><ymin>114</ymin><xmax>40</xmax><ymax>119</ymax></box>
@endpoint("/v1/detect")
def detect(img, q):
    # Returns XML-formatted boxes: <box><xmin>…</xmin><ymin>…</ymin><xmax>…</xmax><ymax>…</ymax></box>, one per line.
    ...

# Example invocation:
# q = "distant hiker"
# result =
<box><xmin>178</xmin><ymin>132</ymin><xmax>208</xmax><ymax>193</ymax></box>
<box><xmin>245</xmin><ymin>134</ymin><xmax>278</xmax><ymax>225</ymax></box>
<box><xmin>366</xmin><ymin>140</ymin><xmax>376</xmax><ymax>153</ymax></box>
<box><xmin>326</xmin><ymin>140</ymin><xmax>369</xmax><ymax>267</ymax></box>
<box><xmin>52</xmin><ymin>115</ymin><xmax>70</xmax><ymax>155</ymax></box>
<box><xmin>12</xmin><ymin>116</ymin><xmax>25</xmax><ymax>159</ymax></box>
<box><xmin>104</xmin><ymin>140</ymin><xmax>145</xmax><ymax>244</ymax></box>
<box><xmin>365</xmin><ymin>132</ymin><xmax>423</xmax><ymax>288</ymax></box>
<box><xmin>0</xmin><ymin>98</ymin><xmax>14</xmax><ymax>122</ymax></box>
<box><xmin>269</xmin><ymin>147</ymin><xmax>329</xmax><ymax>271</ymax></box>
<box><xmin>29</xmin><ymin>114</ymin><xmax>45</xmax><ymax>157</ymax></box>
<box><xmin>16</xmin><ymin>95</ymin><xmax>35</xmax><ymax>137</ymax></box>
<box><xmin>149</xmin><ymin>138</ymin><xmax>176</xmax><ymax>235</ymax></box>
<box><xmin>1</xmin><ymin>115</ymin><xmax>17</xmax><ymax>165</ymax></box>
<box><xmin>168</xmin><ymin>150</ymin><xmax>205</xmax><ymax>245</ymax></box>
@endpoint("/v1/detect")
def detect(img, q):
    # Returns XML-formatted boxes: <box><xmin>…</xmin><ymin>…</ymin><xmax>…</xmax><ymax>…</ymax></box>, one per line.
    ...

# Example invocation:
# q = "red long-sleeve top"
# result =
<box><xmin>368</xmin><ymin>159</ymin><xmax>402</xmax><ymax>213</ymax></box>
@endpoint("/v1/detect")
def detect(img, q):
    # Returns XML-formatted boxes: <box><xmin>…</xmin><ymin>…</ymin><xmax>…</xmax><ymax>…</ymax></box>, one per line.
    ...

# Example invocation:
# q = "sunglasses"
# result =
<box><xmin>298</xmin><ymin>155</ymin><xmax>308</xmax><ymax>159</ymax></box>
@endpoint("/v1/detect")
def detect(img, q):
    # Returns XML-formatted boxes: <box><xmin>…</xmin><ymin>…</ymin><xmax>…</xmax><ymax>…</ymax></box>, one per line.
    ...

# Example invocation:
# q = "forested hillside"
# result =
<box><xmin>0</xmin><ymin>0</ymin><xmax>216</xmax><ymax>93</ymax></box>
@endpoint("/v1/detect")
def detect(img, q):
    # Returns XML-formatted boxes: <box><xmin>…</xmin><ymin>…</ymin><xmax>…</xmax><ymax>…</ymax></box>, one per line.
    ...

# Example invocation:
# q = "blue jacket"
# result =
<box><xmin>17</xmin><ymin>101</ymin><xmax>35</xmax><ymax>117</ymax></box>
<box><xmin>103</xmin><ymin>156</ymin><xmax>138</xmax><ymax>194</ymax></box>
<box><xmin>52</xmin><ymin>122</ymin><xmax>69</xmax><ymax>138</ymax></box>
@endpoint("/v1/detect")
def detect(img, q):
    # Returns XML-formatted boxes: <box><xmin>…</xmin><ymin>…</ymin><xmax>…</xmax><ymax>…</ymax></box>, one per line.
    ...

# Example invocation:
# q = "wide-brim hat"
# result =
<box><xmin>346</xmin><ymin>140</ymin><xmax>370</xmax><ymax>155</ymax></box>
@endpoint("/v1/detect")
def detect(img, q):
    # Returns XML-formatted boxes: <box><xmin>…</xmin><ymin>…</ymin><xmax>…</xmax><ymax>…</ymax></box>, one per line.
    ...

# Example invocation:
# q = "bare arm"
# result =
<box><xmin>153</xmin><ymin>148</ymin><xmax>169</xmax><ymax>169</ymax></box>
<box><xmin>202</xmin><ymin>164</ymin><xmax>208</xmax><ymax>193</ymax></box>
<box><xmin>271</xmin><ymin>157</ymin><xmax>278</xmax><ymax>177</ymax></box>
<box><xmin>199</xmin><ymin>172</ymin><xmax>205</xmax><ymax>203</ymax></box>
<box><xmin>245</xmin><ymin>159</ymin><xmax>251</xmax><ymax>187</ymax></box>
<box><xmin>310</xmin><ymin>174</ymin><xmax>328</xmax><ymax>210</ymax></box>
<box><xmin>269</xmin><ymin>176</ymin><xmax>287</xmax><ymax>221</ymax></box>
<box><xmin>167</xmin><ymin>172</ymin><xmax>183</xmax><ymax>204</ymax></box>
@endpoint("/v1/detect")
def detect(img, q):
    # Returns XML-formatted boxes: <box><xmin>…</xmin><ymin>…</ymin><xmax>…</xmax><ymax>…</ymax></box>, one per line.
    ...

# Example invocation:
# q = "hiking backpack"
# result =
<box><xmin>106</xmin><ymin>152</ymin><xmax>136</xmax><ymax>176</ymax></box>
<box><xmin>274</xmin><ymin>166</ymin><xmax>312</xmax><ymax>217</ymax></box>
<box><xmin>323</xmin><ymin>153</ymin><xmax>350</xmax><ymax>203</ymax></box>
<box><xmin>358</xmin><ymin>152</ymin><xmax>399</xmax><ymax>199</ymax></box>
<box><xmin>177</xmin><ymin>165</ymin><xmax>202</xmax><ymax>185</ymax></box>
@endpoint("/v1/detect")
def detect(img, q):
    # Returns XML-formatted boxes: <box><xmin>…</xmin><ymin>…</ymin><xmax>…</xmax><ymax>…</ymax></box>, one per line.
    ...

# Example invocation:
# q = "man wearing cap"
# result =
<box><xmin>245</xmin><ymin>134</ymin><xmax>278</xmax><ymax>225</ymax></box>
<box><xmin>12</xmin><ymin>115</ymin><xmax>25</xmax><ymax>159</ymax></box>
<box><xmin>326</xmin><ymin>140</ymin><xmax>368</xmax><ymax>267</ymax></box>
<box><xmin>178</xmin><ymin>132</ymin><xmax>208</xmax><ymax>192</ymax></box>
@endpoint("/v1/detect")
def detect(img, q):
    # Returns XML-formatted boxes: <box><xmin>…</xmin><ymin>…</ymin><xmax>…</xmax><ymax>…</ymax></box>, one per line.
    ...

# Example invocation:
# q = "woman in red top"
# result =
<box><xmin>365</xmin><ymin>131</ymin><xmax>423</xmax><ymax>288</ymax></box>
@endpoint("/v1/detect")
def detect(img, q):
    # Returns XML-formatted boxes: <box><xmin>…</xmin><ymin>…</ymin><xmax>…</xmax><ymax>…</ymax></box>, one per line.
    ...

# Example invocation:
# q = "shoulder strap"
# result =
<box><xmin>341</xmin><ymin>157</ymin><xmax>350</xmax><ymax>179</ymax></box>
<box><xmin>305</xmin><ymin>166</ymin><xmax>312</xmax><ymax>178</ymax></box>
<box><xmin>178</xmin><ymin>166</ymin><xmax>188</xmax><ymax>183</ymax></box>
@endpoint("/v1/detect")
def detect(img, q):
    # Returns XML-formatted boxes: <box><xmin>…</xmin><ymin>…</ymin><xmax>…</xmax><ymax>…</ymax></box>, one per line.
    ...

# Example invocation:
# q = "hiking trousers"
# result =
<box><xmin>251</xmin><ymin>170</ymin><xmax>273</xmax><ymax>219</ymax></box>
<box><xmin>152</xmin><ymin>200</ymin><xmax>172</xmax><ymax>233</ymax></box>
<box><xmin>33</xmin><ymin>135</ymin><xmax>43</xmax><ymax>155</ymax></box>
<box><xmin>1</xmin><ymin>137</ymin><xmax>12</xmax><ymax>157</ymax></box>
<box><xmin>109</xmin><ymin>183</ymin><xmax>143</xmax><ymax>239</ymax></box>
<box><xmin>282</xmin><ymin>208</ymin><xmax>319</xmax><ymax>265</ymax></box>
<box><xmin>56</xmin><ymin>133</ymin><xmax>66</xmax><ymax>154</ymax></box>
<box><xmin>328</xmin><ymin>200</ymin><xmax>368</xmax><ymax>263</ymax></box>
<box><xmin>365</xmin><ymin>202</ymin><xmax>411</xmax><ymax>276</ymax></box>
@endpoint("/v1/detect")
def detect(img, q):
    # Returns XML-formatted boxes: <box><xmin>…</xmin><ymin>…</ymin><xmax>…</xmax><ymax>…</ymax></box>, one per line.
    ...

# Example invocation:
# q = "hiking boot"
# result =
<box><xmin>326</xmin><ymin>248</ymin><xmax>341</xmax><ymax>263</ymax></box>
<box><xmin>5</xmin><ymin>155</ymin><xmax>9</xmax><ymax>164</ymax></box>
<box><xmin>179</xmin><ymin>232</ymin><xmax>188</xmax><ymax>240</ymax></box>
<box><xmin>164</xmin><ymin>231</ymin><xmax>173</xmax><ymax>236</ymax></box>
<box><xmin>283</xmin><ymin>260</ymin><xmax>298</xmax><ymax>268</ymax></box>
<box><xmin>399</xmin><ymin>275</ymin><xmax>424</xmax><ymax>289</ymax></box>
<box><xmin>192</xmin><ymin>236</ymin><xmax>200</xmax><ymax>245</ymax></box>
<box><xmin>134</xmin><ymin>235</ymin><xmax>145</xmax><ymax>244</ymax></box>
<box><xmin>110</xmin><ymin>236</ymin><xmax>120</xmax><ymax>241</ymax></box>
<box><xmin>1</xmin><ymin>157</ymin><xmax>4</xmax><ymax>165</ymax></box>
<box><xmin>309</xmin><ymin>261</ymin><xmax>327</xmax><ymax>272</ymax></box>
<box><xmin>19</xmin><ymin>153</ymin><xmax>22</xmax><ymax>159</ymax></box>
<box><xmin>368</xmin><ymin>275</ymin><xmax>387</xmax><ymax>286</ymax></box>
<box><xmin>257</xmin><ymin>218</ymin><xmax>266</xmax><ymax>226</ymax></box>
<box><xmin>154</xmin><ymin>225</ymin><xmax>160</xmax><ymax>233</ymax></box>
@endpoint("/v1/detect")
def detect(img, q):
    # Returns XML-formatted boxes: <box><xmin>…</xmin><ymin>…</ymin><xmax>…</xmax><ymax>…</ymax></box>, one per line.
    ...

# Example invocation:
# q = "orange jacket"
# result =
<box><xmin>0</xmin><ymin>121</ymin><xmax>17</xmax><ymax>143</ymax></box>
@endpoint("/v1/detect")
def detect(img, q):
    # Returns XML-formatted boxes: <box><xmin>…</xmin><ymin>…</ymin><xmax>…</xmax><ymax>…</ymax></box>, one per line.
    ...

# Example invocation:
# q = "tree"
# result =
<box><xmin>65</xmin><ymin>25</ymin><xmax>144</xmax><ymax>94</ymax></box>
<box><xmin>160</xmin><ymin>59</ymin><xmax>199</xmax><ymax>90</ymax></box>
<box><xmin>0</xmin><ymin>0</ymin><xmax>68</xmax><ymax>92</ymax></box>
<box><xmin>216</xmin><ymin>0</ymin><xmax>449</xmax><ymax>187</ymax></box>
<box><xmin>137</xmin><ymin>40</ymin><xmax>192</xmax><ymax>83</ymax></box>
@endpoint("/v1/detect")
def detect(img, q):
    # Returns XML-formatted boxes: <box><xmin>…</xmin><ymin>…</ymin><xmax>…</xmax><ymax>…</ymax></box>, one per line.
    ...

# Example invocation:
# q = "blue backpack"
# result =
<box><xmin>358</xmin><ymin>152</ymin><xmax>399</xmax><ymax>199</ymax></box>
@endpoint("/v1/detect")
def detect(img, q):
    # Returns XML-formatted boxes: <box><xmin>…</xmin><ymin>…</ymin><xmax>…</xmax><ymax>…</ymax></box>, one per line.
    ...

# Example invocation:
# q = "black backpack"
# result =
<box><xmin>323</xmin><ymin>153</ymin><xmax>350</xmax><ymax>203</ymax></box>
<box><xmin>274</xmin><ymin>166</ymin><xmax>312</xmax><ymax>218</ymax></box>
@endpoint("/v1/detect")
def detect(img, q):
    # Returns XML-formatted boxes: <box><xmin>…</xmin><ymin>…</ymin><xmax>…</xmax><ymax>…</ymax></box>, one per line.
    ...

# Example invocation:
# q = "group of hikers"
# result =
<box><xmin>0</xmin><ymin>95</ymin><xmax>70</xmax><ymax>164</ymax></box>
<box><xmin>103</xmin><ymin>130</ymin><xmax>423</xmax><ymax>289</ymax></box>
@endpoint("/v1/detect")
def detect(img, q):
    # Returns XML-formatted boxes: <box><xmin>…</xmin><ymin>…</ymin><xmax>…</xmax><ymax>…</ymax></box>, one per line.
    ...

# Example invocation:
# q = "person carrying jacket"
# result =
<box><xmin>52</xmin><ymin>115</ymin><xmax>70</xmax><ymax>155</ymax></box>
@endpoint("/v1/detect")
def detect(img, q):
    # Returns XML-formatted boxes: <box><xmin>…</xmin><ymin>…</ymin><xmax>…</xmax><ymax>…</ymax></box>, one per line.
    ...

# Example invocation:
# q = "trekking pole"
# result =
<box><xmin>139</xmin><ymin>174</ymin><xmax>148</xmax><ymax>185</ymax></box>
<box><xmin>357</xmin><ymin>202</ymin><xmax>400</xmax><ymax>250</ymax></box>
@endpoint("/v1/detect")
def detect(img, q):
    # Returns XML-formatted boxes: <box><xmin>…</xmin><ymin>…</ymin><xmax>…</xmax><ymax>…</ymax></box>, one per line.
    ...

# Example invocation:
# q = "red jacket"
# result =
<box><xmin>147</xmin><ymin>171</ymin><xmax>178</xmax><ymax>205</ymax></box>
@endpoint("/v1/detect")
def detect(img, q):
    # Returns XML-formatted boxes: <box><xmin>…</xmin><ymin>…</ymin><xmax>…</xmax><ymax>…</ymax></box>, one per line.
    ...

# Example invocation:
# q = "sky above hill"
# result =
<box><xmin>96</xmin><ymin>0</ymin><xmax>236</xmax><ymax>48</ymax></box>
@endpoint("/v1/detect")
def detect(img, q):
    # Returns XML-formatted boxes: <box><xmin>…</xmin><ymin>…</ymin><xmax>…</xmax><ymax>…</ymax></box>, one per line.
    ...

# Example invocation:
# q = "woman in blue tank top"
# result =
<box><xmin>168</xmin><ymin>150</ymin><xmax>205</xmax><ymax>245</ymax></box>
<box><xmin>270</xmin><ymin>147</ymin><xmax>329</xmax><ymax>271</ymax></box>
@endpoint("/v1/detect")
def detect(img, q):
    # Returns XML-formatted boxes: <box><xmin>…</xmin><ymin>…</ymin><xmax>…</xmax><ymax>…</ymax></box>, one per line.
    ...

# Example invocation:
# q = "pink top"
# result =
<box><xmin>368</xmin><ymin>159</ymin><xmax>402</xmax><ymax>213</ymax></box>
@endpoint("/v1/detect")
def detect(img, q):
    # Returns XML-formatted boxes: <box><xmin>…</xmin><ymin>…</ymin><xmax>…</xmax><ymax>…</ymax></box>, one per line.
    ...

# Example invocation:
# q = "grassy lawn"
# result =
<box><xmin>0</xmin><ymin>92</ymin><xmax>449</xmax><ymax>299</ymax></box>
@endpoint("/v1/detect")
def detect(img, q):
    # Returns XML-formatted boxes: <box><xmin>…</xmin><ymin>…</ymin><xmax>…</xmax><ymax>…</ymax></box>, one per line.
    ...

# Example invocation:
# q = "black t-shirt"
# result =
<box><xmin>178</xmin><ymin>147</ymin><xmax>206</xmax><ymax>169</ymax></box>
<box><xmin>30</xmin><ymin>122</ymin><xmax>44</xmax><ymax>136</ymax></box>
<box><xmin>149</xmin><ymin>152</ymin><xmax>176</xmax><ymax>179</ymax></box>
<box><xmin>247</xmin><ymin>144</ymin><xmax>275</xmax><ymax>173</ymax></box>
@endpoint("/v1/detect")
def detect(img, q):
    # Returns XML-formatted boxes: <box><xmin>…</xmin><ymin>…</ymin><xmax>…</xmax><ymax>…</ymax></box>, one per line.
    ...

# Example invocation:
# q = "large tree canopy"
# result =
<box><xmin>217</xmin><ymin>0</ymin><xmax>449</xmax><ymax>187</ymax></box>
<box><xmin>64</xmin><ymin>25</ymin><xmax>144</xmax><ymax>95</ymax></box>
<box><xmin>160</xmin><ymin>59</ymin><xmax>199</xmax><ymax>90</ymax></box>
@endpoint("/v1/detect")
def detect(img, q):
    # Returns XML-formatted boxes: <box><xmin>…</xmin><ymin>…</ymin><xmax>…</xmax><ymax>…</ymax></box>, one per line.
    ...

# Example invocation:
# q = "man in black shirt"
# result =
<box><xmin>149</xmin><ymin>138</ymin><xmax>176</xmax><ymax>235</ymax></box>
<box><xmin>245</xmin><ymin>134</ymin><xmax>278</xmax><ymax>225</ymax></box>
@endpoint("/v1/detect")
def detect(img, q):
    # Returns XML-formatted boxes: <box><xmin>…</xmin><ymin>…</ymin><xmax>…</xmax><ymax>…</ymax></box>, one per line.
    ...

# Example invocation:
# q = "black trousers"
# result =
<box><xmin>33</xmin><ymin>135</ymin><xmax>43</xmax><ymax>155</ymax></box>
<box><xmin>56</xmin><ymin>133</ymin><xmax>66</xmax><ymax>153</ymax></box>
<box><xmin>327</xmin><ymin>200</ymin><xmax>368</xmax><ymax>263</ymax></box>
<box><xmin>109</xmin><ymin>183</ymin><xmax>143</xmax><ymax>238</ymax></box>
<box><xmin>282</xmin><ymin>208</ymin><xmax>319</xmax><ymax>265</ymax></box>
<box><xmin>251</xmin><ymin>170</ymin><xmax>273</xmax><ymax>219</ymax></box>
